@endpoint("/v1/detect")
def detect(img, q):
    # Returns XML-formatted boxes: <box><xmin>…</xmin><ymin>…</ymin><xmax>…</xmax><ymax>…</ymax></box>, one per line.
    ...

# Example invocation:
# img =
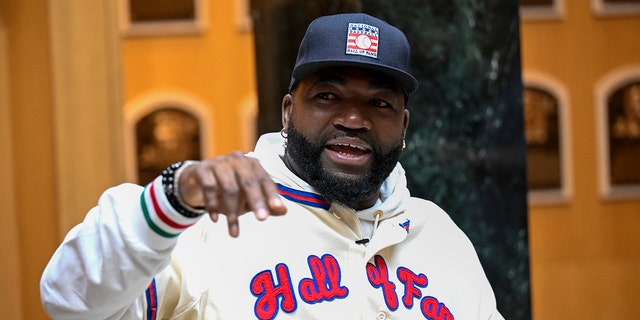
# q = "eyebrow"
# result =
<box><xmin>312</xmin><ymin>74</ymin><xmax>399</xmax><ymax>92</ymax></box>
<box><xmin>312</xmin><ymin>75</ymin><xmax>346</xmax><ymax>87</ymax></box>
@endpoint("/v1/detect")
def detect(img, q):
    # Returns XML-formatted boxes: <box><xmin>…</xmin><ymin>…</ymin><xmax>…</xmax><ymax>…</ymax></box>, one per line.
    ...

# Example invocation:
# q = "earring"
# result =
<box><xmin>402</xmin><ymin>139</ymin><xmax>406</xmax><ymax>150</ymax></box>
<box><xmin>281</xmin><ymin>128</ymin><xmax>288</xmax><ymax>150</ymax></box>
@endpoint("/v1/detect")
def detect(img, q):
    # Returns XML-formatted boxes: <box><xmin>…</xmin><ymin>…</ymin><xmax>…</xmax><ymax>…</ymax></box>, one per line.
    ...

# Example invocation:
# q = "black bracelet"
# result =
<box><xmin>161</xmin><ymin>161</ymin><xmax>206</xmax><ymax>218</ymax></box>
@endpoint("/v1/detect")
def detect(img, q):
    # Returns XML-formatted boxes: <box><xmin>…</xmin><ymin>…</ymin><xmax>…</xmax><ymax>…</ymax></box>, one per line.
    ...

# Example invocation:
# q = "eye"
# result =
<box><xmin>370</xmin><ymin>98</ymin><xmax>392</xmax><ymax>108</ymax></box>
<box><xmin>315</xmin><ymin>92</ymin><xmax>339</xmax><ymax>101</ymax></box>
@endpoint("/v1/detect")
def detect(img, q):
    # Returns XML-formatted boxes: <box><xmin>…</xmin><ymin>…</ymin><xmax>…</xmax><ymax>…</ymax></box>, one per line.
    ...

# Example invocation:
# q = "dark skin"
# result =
<box><xmin>178</xmin><ymin>67</ymin><xmax>409</xmax><ymax>237</ymax></box>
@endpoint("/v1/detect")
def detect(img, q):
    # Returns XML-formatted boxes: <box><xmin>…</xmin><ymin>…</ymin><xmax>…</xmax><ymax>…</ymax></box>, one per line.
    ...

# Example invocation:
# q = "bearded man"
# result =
<box><xmin>41</xmin><ymin>13</ymin><xmax>503</xmax><ymax>320</ymax></box>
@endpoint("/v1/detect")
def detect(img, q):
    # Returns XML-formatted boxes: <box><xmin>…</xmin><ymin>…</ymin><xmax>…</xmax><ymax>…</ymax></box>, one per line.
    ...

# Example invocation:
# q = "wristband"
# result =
<box><xmin>161</xmin><ymin>161</ymin><xmax>207</xmax><ymax>218</ymax></box>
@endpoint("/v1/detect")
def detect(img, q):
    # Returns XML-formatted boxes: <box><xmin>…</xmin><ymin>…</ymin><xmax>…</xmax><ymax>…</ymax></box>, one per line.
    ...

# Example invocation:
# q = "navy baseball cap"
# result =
<box><xmin>289</xmin><ymin>13</ymin><xmax>418</xmax><ymax>95</ymax></box>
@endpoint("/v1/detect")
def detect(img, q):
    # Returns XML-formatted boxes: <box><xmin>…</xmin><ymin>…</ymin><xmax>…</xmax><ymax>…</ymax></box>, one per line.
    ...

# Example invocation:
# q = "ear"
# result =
<box><xmin>281</xmin><ymin>94</ymin><xmax>294</xmax><ymax>132</ymax></box>
<box><xmin>403</xmin><ymin>109</ymin><xmax>410</xmax><ymax>136</ymax></box>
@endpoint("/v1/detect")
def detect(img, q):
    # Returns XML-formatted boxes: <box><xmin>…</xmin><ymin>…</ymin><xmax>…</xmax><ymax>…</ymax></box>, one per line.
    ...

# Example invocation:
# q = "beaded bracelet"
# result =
<box><xmin>161</xmin><ymin>161</ymin><xmax>207</xmax><ymax>218</ymax></box>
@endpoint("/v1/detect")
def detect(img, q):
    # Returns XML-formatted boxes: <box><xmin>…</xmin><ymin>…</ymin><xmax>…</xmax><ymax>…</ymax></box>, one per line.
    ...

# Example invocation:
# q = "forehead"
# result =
<box><xmin>298</xmin><ymin>67</ymin><xmax>403</xmax><ymax>92</ymax></box>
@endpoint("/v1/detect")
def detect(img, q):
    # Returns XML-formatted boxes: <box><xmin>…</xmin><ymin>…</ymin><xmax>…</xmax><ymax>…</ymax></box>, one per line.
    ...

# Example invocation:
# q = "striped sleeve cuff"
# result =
<box><xmin>134</xmin><ymin>176</ymin><xmax>202</xmax><ymax>250</ymax></box>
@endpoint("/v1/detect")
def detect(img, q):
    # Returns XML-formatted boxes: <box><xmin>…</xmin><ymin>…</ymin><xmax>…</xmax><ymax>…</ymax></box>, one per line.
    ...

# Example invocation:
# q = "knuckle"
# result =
<box><xmin>200</xmin><ymin>180</ymin><xmax>217</xmax><ymax>192</ymax></box>
<box><xmin>221</xmin><ymin>184</ymin><xmax>240</xmax><ymax>197</ymax></box>
<box><xmin>240</xmin><ymin>176</ymin><xmax>259</xmax><ymax>189</ymax></box>
<box><xmin>228</xmin><ymin>151</ymin><xmax>245</xmax><ymax>159</ymax></box>
<box><xmin>226</xmin><ymin>213</ymin><xmax>239</xmax><ymax>223</ymax></box>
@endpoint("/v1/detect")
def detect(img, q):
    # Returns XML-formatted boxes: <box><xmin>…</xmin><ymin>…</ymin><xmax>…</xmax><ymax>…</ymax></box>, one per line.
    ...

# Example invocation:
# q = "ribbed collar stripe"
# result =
<box><xmin>277</xmin><ymin>183</ymin><xmax>330</xmax><ymax>210</ymax></box>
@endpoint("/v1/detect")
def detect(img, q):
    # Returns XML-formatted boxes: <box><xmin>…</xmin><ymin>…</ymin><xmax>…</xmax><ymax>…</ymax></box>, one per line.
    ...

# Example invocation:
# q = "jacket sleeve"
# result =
<box><xmin>40</xmin><ymin>176</ymin><xmax>202</xmax><ymax>320</ymax></box>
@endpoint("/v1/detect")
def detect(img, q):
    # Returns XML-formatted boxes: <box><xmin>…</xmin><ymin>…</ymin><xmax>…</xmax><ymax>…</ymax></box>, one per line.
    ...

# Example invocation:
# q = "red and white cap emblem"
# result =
<box><xmin>346</xmin><ymin>23</ymin><xmax>379</xmax><ymax>59</ymax></box>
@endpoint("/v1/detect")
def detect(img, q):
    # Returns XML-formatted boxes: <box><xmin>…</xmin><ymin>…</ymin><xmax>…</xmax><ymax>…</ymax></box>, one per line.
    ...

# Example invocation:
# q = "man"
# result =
<box><xmin>41</xmin><ymin>13</ymin><xmax>503</xmax><ymax>319</ymax></box>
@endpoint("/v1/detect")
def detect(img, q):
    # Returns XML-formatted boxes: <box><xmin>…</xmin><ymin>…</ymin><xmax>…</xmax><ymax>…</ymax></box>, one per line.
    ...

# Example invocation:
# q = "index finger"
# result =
<box><xmin>259</xmin><ymin>171</ymin><xmax>287</xmax><ymax>216</ymax></box>
<box><xmin>239</xmin><ymin>157</ymin><xmax>287</xmax><ymax>220</ymax></box>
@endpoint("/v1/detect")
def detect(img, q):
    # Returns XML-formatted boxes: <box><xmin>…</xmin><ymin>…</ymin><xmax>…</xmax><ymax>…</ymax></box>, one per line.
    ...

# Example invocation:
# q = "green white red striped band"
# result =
<box><xmin>140</xmin><ymin>176</ymin><xmax>201</xmax><ymax>238</ymax></box>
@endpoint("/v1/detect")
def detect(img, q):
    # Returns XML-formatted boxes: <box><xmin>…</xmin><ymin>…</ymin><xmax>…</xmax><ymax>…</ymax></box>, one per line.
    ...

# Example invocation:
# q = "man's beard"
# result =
<box><xmin>285</xmin><ymin>125</ymin><xmax>403</xmax><ymax>209</ymax></box>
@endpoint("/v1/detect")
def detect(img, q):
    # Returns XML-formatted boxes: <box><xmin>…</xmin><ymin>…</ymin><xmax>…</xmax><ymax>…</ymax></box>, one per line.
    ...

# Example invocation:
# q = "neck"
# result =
<box><xmin>281</xmin><ymin>153</ymin><xmax>380</xmax><ymax>210</ymax></box>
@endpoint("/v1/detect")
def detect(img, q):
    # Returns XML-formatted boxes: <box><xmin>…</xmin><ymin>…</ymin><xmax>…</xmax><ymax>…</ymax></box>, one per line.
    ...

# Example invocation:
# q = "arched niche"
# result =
<box><xmin>124</xmin><ymin>90</ymin><xmax>213</xmax><ymax>184</ymax></box>
<box><xmin>595</xmin><ymin>65</ymin><xmax>640</xmax><ymax>200</ymax></box>
<box><xmin>523</xmin><ymin>70</ymin><xmax>573</xmax><ymax>205</ymax></box>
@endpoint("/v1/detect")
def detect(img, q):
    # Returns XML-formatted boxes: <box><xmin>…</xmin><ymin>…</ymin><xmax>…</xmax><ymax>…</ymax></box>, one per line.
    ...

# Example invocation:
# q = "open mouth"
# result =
<box><xmin>324</xmin><ymin>139</ymin><xmax>373</xmax><ymax>171</ymax></box>
<box><xmin>326</xmin><ymin>143</ymin><xmax>371</xmax><ymax>157</ymax></box>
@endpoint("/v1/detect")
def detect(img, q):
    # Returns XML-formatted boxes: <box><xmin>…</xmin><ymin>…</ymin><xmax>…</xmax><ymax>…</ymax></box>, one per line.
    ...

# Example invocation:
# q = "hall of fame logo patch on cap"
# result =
<box><xmin>346</xmin><ymin>23</ymin><xmax>379</xmax><ymax>59</ymax></box>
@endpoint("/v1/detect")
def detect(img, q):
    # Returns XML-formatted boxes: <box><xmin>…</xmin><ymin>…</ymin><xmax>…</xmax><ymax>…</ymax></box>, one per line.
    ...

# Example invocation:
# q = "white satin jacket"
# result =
<box><xmin>41</xmin><ymin>133</ymin><xmax>504</xmax><ymax>320</ymax></box>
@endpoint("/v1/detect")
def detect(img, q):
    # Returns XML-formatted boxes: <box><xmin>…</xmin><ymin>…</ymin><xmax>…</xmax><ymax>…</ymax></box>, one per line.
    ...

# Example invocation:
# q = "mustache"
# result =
<box><xmin>319</xmin><ymin>130</ymin><xmax>375</xmax><ymax>147</ymax></box>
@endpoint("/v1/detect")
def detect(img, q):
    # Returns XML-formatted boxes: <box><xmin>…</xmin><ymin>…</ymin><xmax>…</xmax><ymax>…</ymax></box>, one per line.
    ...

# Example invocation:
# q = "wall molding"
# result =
<box><xmin>591</xmin><ymin>0</ymin><xmax>640</xmax><ymax>17</ymax></box>
<box><xmin>0</xmin><ymin>25</ymin><xmax>24</xmax><ymax>320</ymax></box>
<box><xmin>520</xmin><ymin>0</ymin><xmax>565</xmax><ymax>21</ymax></box>
<box><xmin>118</xmin><ymin>0</ymin><xmax>207</xmax><ymax>37</ymax></box>
<box><xmin>48</xmin><ymin>0</ymin><xmax>125</xmax><ymax>236</ymax></box>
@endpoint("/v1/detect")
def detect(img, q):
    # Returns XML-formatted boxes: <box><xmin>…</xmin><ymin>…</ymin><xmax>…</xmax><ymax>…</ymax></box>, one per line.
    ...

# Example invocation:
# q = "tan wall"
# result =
<box><xmin>521</xmin><ymin>1</ymin><xmax>640</xmax><ymax>318</ymax></box>
<box><xmin>0</xmin><ymin>9</ymin><xmax>23</xmax><ymax>320</ymax></box>
<box><xmin>1</xmin><ymin>1</ymin><xmax>57</xmax><ymax>319</ymax></box>
<box><xmin>1</xmin><ymin>0</ymin><xmax>639</xmax><ymax>319</ymax></box>
<box><xmin>122</xmin><ymin>0</ymin><xmax>257</xmax><ymax>155</ymax></box>
<box><xmin>2</xmin><ymin>0</ymin><xmax>123</xmax><ymax>319</ymax></box>
<box><xmin>0</xmin><ymin>1</ymin><xmax>254</xmax><ymax>318</ymax></box>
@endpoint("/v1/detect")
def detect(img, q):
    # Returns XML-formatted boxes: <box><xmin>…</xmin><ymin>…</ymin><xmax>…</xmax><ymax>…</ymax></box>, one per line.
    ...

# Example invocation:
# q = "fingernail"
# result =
<box><xmin>271</xmin><ymin>197</ymin><xmax>283</xmax><ymax>207</ymax></box>
<box><xmin>230</xmin><ymin>224</ymin><xmax>239</xmax><ymax>237</ymax></box>
<box><xmin>255</xmin><ymin>208</ymin><xmax>268</xmax><ymax>220</ymax></box>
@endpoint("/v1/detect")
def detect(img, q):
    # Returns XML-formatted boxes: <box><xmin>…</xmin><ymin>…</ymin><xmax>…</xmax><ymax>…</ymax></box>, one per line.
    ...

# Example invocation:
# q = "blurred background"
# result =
<box><xmin>1</xmin><ymin>0</ymin><xmax>639</xmax><ymax>319</ymax></box>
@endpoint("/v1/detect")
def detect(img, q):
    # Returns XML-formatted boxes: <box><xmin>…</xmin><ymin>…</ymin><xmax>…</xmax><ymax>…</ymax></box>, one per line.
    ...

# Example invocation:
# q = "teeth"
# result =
<box><xmin>335</xmin><ymin>143</ymin><xmax>366</xmax><ymax>151</ymax></box>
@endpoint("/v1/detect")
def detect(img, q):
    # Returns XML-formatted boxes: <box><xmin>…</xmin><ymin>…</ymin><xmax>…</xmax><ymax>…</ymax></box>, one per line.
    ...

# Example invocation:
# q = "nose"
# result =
<box><xmin>333</xmin><ymin>102</ymin><xmax>372</xmax><ymax>131</ymax></box>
